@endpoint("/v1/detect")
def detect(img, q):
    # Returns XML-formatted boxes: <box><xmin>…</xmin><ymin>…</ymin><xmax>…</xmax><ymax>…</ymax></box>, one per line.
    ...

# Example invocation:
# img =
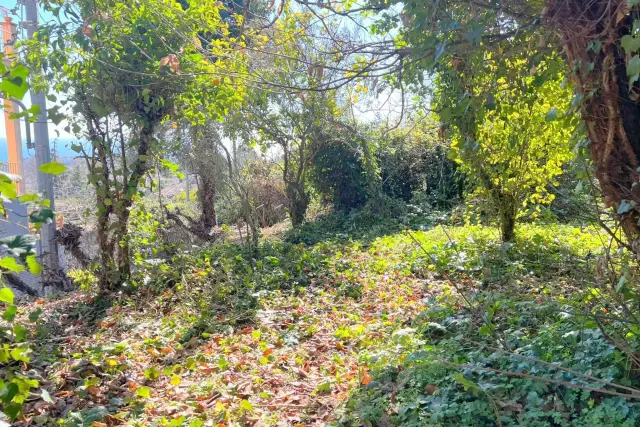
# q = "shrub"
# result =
<box><xmin>378</xmin><ymin>114</ymin><xmax>464</xmax><ymax>208</ymax></box>
<box><xmin>308</xmin><ymin>137</ymin><xmax>369</xmax><ymax>212</ymax></box>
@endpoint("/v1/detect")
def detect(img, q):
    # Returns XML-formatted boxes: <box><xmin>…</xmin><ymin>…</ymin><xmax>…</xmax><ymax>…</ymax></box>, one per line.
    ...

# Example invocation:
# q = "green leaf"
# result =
<box><xmin>38</xmin><ymin>162</ymin><xmax>68</xmax><ymax>175</ymax></box>
<box><xmin>628</xmin><ymin>55</ymin><xmax>640</xmax><ymax>76</ymax></box>
<box><xmin>18</xmin><ymin>193</ymin><xmax>40</xmax><ymax>203</ymax></box>
<box><xmin>466</xmin><ymin>25</ymin><xmax>484</xmax><ymax>44</ymax></box>
<box><xmin>170</xmin><ymin>375</ymin><xmax>181</xmax><ymax>386</ymax></box>
<box><xmin>70</xmin><ymin>143</ymin><xmax>83</xmax><ymax>153</ymax></box>
<box><xmin>0</xmin><ymin>345</ymin><xmax>9</xmax><ymax>363</ymax></box>
<box><xmin>0</xmin><ymin>256</ymin><xmax>25</xmax><ymax>273</ymax></box>
<box><xmin>47</xmin><ymin>106</ymin><xmax>65</xmax><ymax>126</ymax></box>
<box><xmin>3</xmin><ymin>402</ymin><xmax>21</xmax><ymax>420</ymax></box>
<box><xmin>621</xmin><ymin>35</ymin><xmax>640</xmax><ymax>53</ymax></box>
<box><xmin>316</xmin><ymin>381</ymin><xmax>331</xmax><ymax>393</ymax></box>
<box><xmin>439</xmin><ymin>107</ymin><xmax>453</xmax><ymax>122</ymax></box>
<box><xmin>0</xmin><ymin>234</ymin><xmax>37</xmax><ymax>257</ymax></box>
<box><xmin>136</xmin><ymin>386</ymin><xmax>151</xmax><ymax>398</ymax></box>
<box><xmin>0</xmin><ymin>181</ymin><xmax>17</xmax><ymax>199</ymax></box>
<box><xmin>0</xmin><ymin>383</ymin><xmax>18</xmax><ymax>403</ymax></box>
<box><xmin>10</xmin><ymin>346</ymin><xmax>29</xmax><ymax>362</ymax></box>
<box><xmin>30</xmin><ymin>208</ymin><xmax>55</xmax><ymax>226</ymax></box>
<box><xmin>186</xmin><ymin>357</ymin><xmax>196</xmax><ymax>370</ymax></box>
<box><xmin>0</xmin><ymin>287</ymin><xmax>15</xmax><ymax>304</ymax></box>
<box><xmin>239</xmin><ymin>399</ymin><xmax>254</xmax><ymax>412</ymax></box>
<box><xmin>2</xmin><ymin>304</ymin><xmax>16</xmax><ymax>322</ymax></box>
<box><xmin>454</xmin><ymin>373</ymin><xmax>480</xmax><ymax>395</ymax></box>
<box><xmin>26</xmin><ymin>255</ymin><xmax>42</xmax><ymax>275</ymax></box>
<box><xmin>144</xmin><ymin>366</ymin><xmax>160</xmax><ymax>380</ymax></box>
<box><xmin>28</xmin><ymin>307</ymin><xmax>42</xmax><ymax>322</ymax></box>
<box><xmin>10</xmin><ymin>64</ymin><xmax>29</xmax><ymax>80</ymax></box>
<box><xmin>0</xmin><ymin>171</ymin><xmax>18</xmax><ymax>183</ymax></box>
<box><xmin>217</xmin><ymin>356</ymin><xmax>229</xmax><ymax>371</ymax></box>
<box><xmin>14</xmin><ymin>324</ymin><xmax>27</xmax><ymax>342</ymax></box>
<box><xmin>0</xmin><ymin>75</ymin><xmax>29</xmax><ymax>100</ymax></box>
<box><xmin>478</xmin><ymin>324</ymin><xmax>492</xmax><ymax>335</ymax></box>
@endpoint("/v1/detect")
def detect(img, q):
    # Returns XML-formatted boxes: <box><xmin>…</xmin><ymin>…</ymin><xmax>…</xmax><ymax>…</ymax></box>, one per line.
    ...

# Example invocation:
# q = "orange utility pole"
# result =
<box><xmin>1</xmin><ymin>12</ymin><xmax>24</xmax><ymax>194</ymax></box>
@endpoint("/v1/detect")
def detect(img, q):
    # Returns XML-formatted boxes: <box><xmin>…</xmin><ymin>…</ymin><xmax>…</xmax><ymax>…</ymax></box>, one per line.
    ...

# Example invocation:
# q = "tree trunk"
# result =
<box><xmin>96</xmin><ymin>123</ymin><xmax>153</xmax><ymax>291</ymax></box>
<box><xmin>497</xmin><ymin>193</ymin><xmax>518</xmax><ymax>242</ymax></box>
<box><xmin>286</xmin><ymin>181</ymin><xmax>309</xmax><ymax>227</ymax></box>
<box><xmin>196</xmin><ymin>160</ymin><xmax>217</xmax><ymax>229</ymax></box>
<box><xmin>240</xmin><ymin>191</ymin><xmax>260</xmax><ymax>254</ymax></box>
<box><xmin>547</xmin><ymin>0</ymin><xmax>640</xmax><ymax>251</ymax></box>
<box><xmin>115</xmin><ymin>216</ymin><xmax>131</xmax><ymax>285</ymax></box>
<box><xmin>96</xmin><ymin>211</ymin><xmax>117</xmax><ymax>290</ymax></box>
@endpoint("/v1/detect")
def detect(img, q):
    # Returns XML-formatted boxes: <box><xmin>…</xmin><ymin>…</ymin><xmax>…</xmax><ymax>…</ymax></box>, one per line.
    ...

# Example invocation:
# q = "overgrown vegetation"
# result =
<box><xmin>3</xmin><ymin>0</ymin><xmax>640</xmax><ymax>425</ymax></box>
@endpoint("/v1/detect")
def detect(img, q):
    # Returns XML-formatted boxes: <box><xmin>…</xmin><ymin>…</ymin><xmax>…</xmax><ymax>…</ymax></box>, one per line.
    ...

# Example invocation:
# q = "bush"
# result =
<box><xmin>308</xmin><ymin>137</ymin><xmax>368</xmax><ymax>212</ymax></box>
<box><xmin>378</xmin><ymin>115</ymin><xmax>464</xmax><ymax>208</ymax></box>
<box><xmin>339</xmin><ymin>297</ymin><xmax>640</xmax><ymax>427</ymax></box>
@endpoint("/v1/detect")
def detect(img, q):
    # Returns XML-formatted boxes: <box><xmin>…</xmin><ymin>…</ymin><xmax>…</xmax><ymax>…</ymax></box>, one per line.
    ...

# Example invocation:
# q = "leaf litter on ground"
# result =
<box><xmin>12</xmin><ymin>238</ymin><xmax>444</xmax><ymax>426</ymax></box>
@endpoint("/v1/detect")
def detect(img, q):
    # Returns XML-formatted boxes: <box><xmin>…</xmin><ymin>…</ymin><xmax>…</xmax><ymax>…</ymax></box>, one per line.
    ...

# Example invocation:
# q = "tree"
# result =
<box><xmin>367</xmin><ymin>0</ymin><xmax>640</xmax><ymax>250</ymax></box>
<box><xmin>28</xmin><ymin>0</ymin><xmax>244</xmax><ymax>289</ymax></box>
<box><xmin>233</xmin><ymin>9</ymin><xmax>342</xmax><ymax>226</ymax></box>
<box><xmin>161</xmin><ymin>123</ymin><xmax>228</xmax><ymax>242</ymax></box>
<box><xmin>241</xmin><ymin>89</ymin><xmax>336</xmax><ymax>226</ymax></box>
<box><xmin>0</xmin><ymin>58</ymin><xmax>67</xmax><ymax>421</ymax></box>
<box><xmin>436</xmin><ymin>54</ymin><xmax>576</xmax><ymax>241</ymax></box>
<box><xmin>219</xmin><ymin>121</ymin><xmax>264</xmax><ymax>249</ymax></box>
<box><xmin>308</xmin><ymin>124</ymin><xmax>368</xmax><ymax>212</ymax></box>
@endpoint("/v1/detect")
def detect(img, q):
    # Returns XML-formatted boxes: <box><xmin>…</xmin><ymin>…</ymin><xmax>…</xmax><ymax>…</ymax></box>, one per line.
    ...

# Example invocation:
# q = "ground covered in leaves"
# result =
<box><xmin>11</xmin><ymin>222</ymin><xmax>640</xmax><ymax>426</ymax></box>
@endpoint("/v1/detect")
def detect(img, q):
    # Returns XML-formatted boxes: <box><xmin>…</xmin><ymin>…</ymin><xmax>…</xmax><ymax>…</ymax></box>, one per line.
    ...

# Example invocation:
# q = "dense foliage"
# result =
<box><xmin>4</xmin><ymin>0</ymin><xmax>640</xmax><ymax>425</ymax></box>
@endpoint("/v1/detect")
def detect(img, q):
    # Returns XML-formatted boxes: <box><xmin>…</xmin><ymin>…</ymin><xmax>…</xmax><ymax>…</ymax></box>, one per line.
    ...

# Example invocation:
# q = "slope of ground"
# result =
<box><xmin>10</xmin><ymin>222</ymin><xmax>640</xmax><ymax>426</ymax></box>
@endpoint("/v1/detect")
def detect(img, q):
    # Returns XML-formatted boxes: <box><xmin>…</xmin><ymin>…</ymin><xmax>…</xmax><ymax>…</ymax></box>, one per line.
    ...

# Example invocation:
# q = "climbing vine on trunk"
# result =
<box><xmin>26</xmin><ymin>0</ymin><xmax>245</xmax><ymax>290</ymax></box>
<box><xmin>546</xmin><ymin>0</ymin><xmax>640</xmax><ymax>252</ymax></box>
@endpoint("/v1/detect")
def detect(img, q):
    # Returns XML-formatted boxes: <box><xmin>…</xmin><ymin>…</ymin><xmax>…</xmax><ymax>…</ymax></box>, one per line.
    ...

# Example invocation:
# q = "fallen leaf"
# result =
<box><xmin>361</xmin><ymin>370</ymin><xmax>371</xmax><ymax>386</ymax></box>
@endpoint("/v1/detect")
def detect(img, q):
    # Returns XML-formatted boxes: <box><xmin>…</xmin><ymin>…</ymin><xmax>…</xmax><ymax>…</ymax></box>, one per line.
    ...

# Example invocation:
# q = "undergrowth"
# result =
<box><xmin>12</xmin><ymin>222</ymin><xmax>640</xmax><ymax>426</ymax></box>
<box><xmin>338</xmin><ymin>224</ymin><xmax>640</xmax><ymax>427</ymax></box>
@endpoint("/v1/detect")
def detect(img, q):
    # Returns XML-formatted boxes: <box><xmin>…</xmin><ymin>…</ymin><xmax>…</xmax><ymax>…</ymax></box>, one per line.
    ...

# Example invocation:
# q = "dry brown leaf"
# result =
<box><xmin>617</xmin><ymin>1</ymin><xmax>631</xmax><ymax>25</ymax></box>
<box><xmin>424</xmin><ymin>384</ymin><xmax>439</xmax><ymax>394</ymax></box>
<box><xmin>159</xmin><ymin>54</ymin><xmax>180</xmax><ymax>73</ymax></box>
<box><xmin>184</xmin><ymin>335</ymin><xmax>198</xmax><ymax>349</ymax></box>
<box><xmin>360</xmin><ymin>370</ymin><xmax>371</xmax><ymax>385</ymax></box>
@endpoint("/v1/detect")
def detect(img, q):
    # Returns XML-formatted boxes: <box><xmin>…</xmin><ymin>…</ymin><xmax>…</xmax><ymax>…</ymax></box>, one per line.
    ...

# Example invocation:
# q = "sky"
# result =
<box><xmin>0</xmin><ymin>0</ymin><xmax>75</xmax><ymax>149</ymax></box>
<box><xmin>0</xmin><ymin>0</ymin><xmax>410</xmax><ymax>160</ymax></box>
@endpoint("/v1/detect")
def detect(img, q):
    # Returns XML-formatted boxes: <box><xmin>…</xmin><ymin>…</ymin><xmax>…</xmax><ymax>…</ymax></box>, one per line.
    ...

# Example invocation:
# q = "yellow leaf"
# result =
<box><xmin>170</xmin><ymin>375</ymin><xmax>181</xmax><ymax>386</ymax></box>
